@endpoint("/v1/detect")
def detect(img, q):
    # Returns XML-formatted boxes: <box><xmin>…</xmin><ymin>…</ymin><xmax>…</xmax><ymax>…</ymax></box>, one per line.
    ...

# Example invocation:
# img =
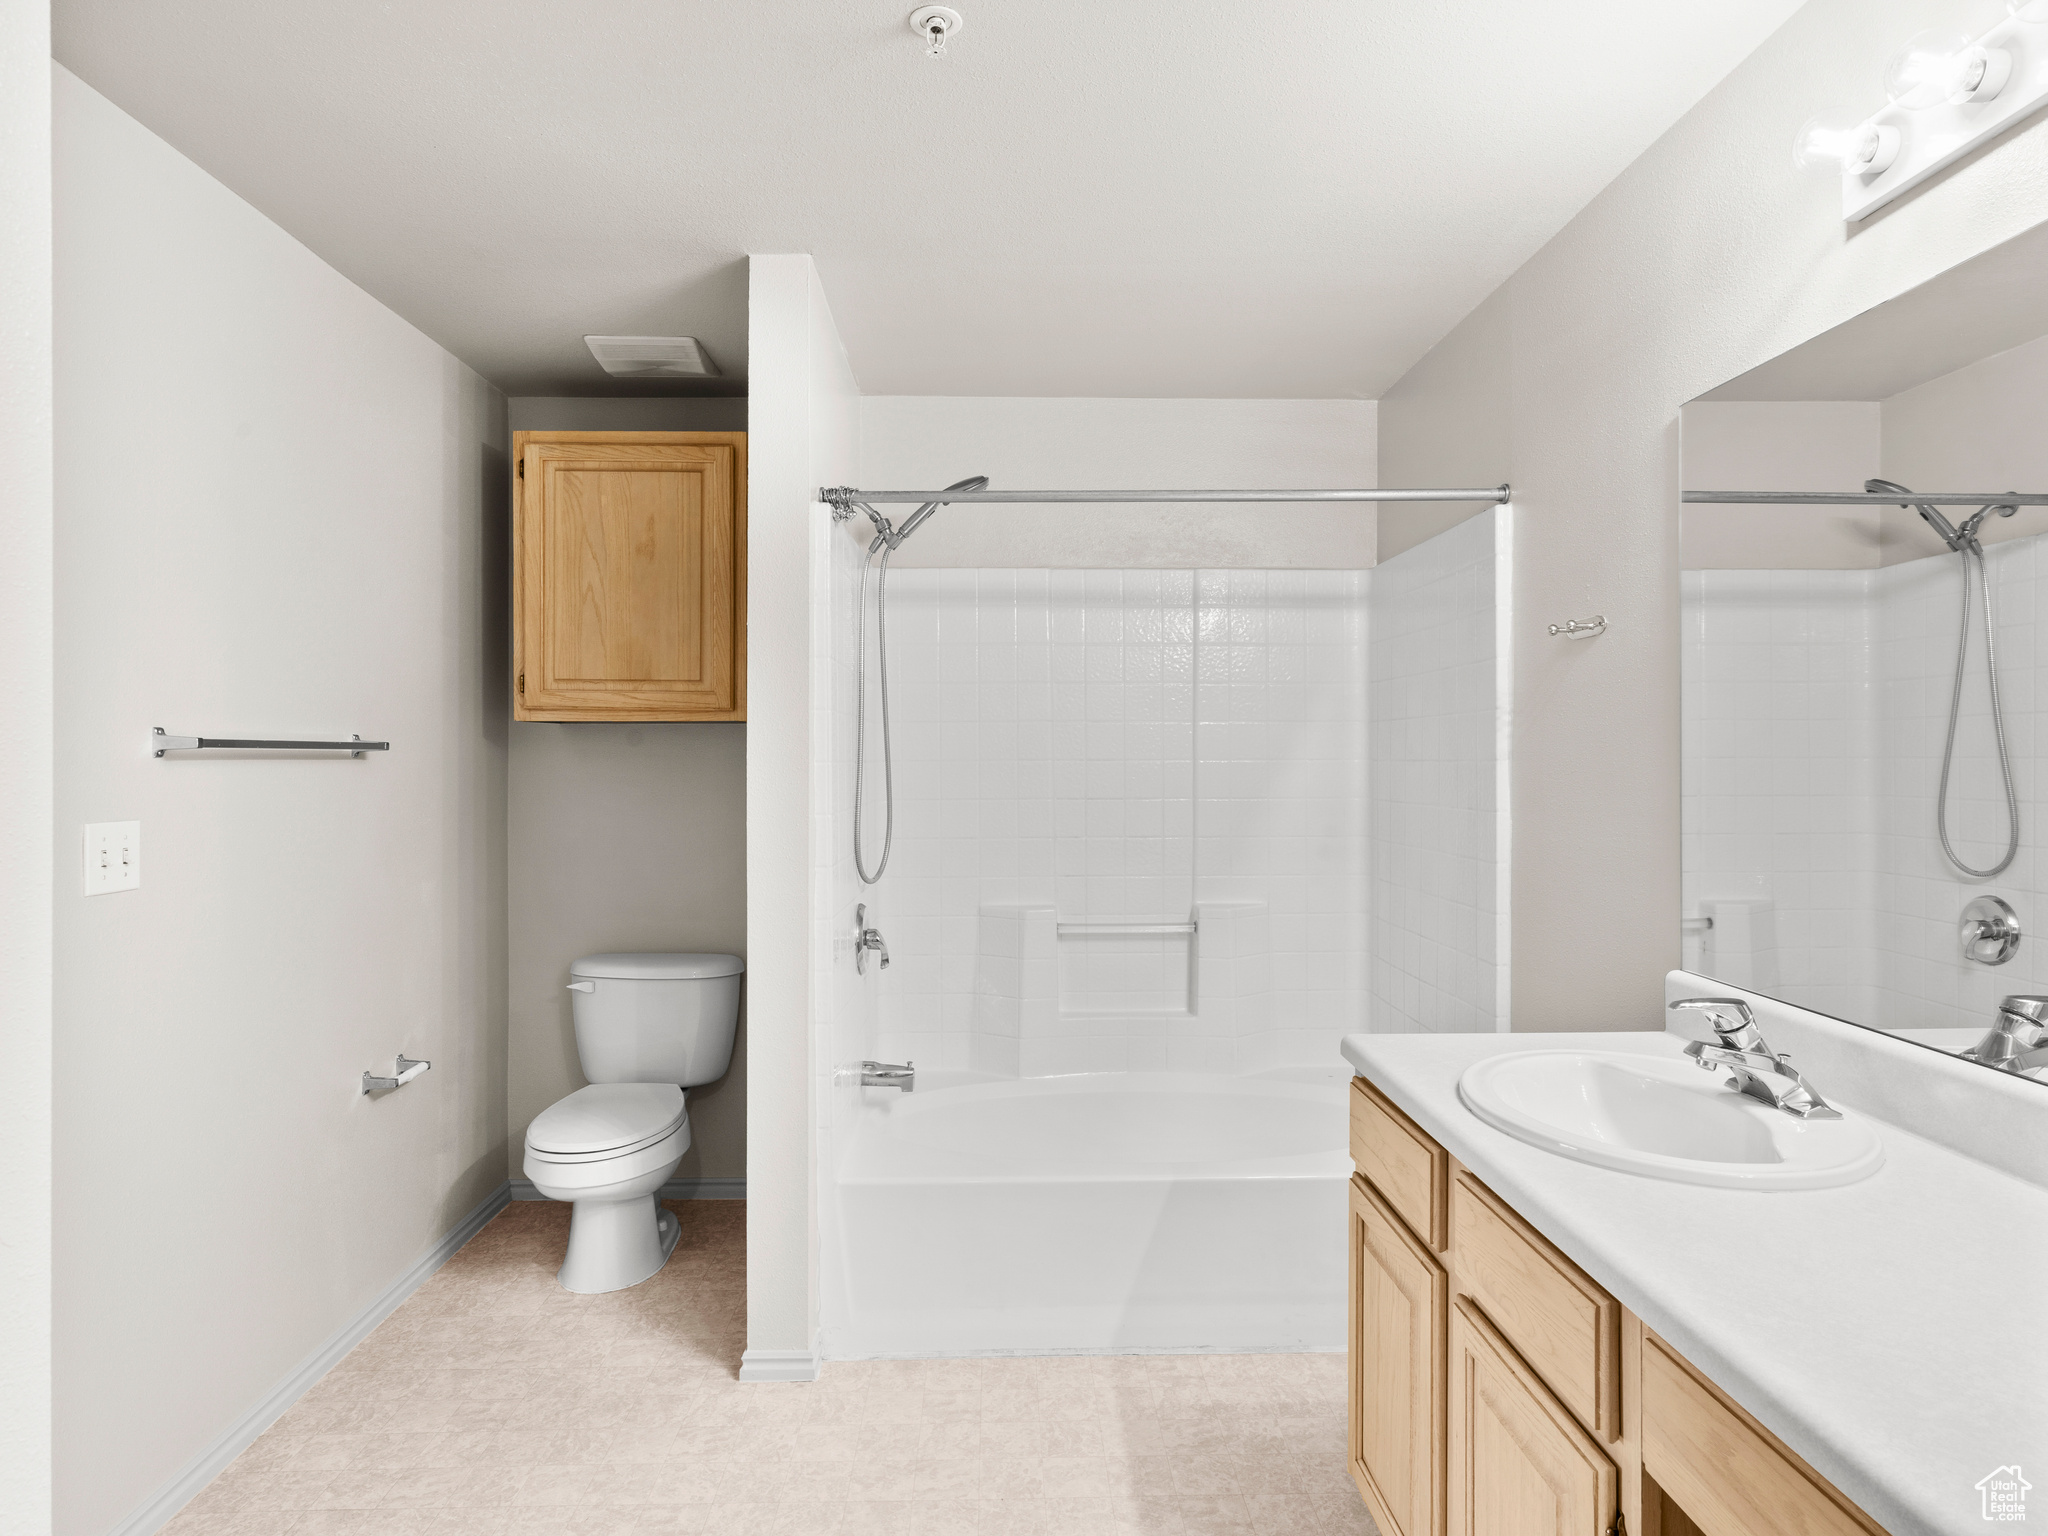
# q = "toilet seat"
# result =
<box><xmin>525</xmin><ymin>1083</ymin><xmax>686</xmax><ymax>1163</ymax></box>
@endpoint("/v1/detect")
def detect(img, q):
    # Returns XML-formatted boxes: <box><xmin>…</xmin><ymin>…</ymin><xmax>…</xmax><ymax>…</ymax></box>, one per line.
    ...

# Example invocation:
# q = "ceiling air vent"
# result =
<box><xmin>583</xmin><ymin>335</ymin><xmax>720</xmax><ymax>378</ymax></box>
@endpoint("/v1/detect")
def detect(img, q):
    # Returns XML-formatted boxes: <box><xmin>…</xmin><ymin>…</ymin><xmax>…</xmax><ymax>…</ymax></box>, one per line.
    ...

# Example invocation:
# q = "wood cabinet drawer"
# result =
<box><xmin>1350</xmin><ymin>1077</ymin><xmax>1448</xmax><ymax>1250</ymax></box>
<box><xmin>1450</xmin><ymin>1171</ymin><xmax>1620</xmax><ymax>1442</ymax></box>
<box><xmin>1644</xmin><ymin>1334</ymin><xmax>1887</xmax><ymax>1536</ymax></box>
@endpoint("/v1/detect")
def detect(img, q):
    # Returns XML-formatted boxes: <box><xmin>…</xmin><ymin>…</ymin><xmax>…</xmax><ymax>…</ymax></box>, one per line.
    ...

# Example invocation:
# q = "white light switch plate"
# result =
<box><xmin>83</xmin><ymin>821</ymin><xmax>140</xmax><ymax>895</ymax></box>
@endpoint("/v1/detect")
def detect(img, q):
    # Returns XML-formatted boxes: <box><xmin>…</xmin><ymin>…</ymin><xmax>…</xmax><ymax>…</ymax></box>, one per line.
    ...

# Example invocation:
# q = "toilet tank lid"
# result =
<box><xmin>570</xmin><ymin>951</ymin><xmax>744</xmax><ymax>980</ymax></box>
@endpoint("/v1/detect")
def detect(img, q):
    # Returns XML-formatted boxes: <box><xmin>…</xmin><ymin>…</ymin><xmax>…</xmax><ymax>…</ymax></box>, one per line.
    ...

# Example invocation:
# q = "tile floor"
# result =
<box><xmin>169</xmin><ymin>1200</ymin><xmax>1377</xmax><ymax>1535</ymax></box>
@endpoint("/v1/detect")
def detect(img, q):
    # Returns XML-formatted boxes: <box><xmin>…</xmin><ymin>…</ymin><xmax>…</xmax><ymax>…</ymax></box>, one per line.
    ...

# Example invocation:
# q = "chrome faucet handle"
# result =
<box><xmin>1671</xmin><ymin>998</ymin><xmax>1841</xmax><ymax>1119</ymax></box>
<box><xmin>854</xmin><ymin>904</ymin><xmax>891</xmax><ymax>977</ymax></box>
<box><xmin>1964</xmin><ymin>995</ymin><xmax>2048</xmax><ymax>1071</ymax></box>
<box><xmin>1668</xmin><ymin>996</ymin><xmax>1761</xmax><ymax>1047</ymax></box>
<box><xmin>1999</xmin><ymin>995</ymin><xmax>2048</xmax><ymax>1031</ymax></box>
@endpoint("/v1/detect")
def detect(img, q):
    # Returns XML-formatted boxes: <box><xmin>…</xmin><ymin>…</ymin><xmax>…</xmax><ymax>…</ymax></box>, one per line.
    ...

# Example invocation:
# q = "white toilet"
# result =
<box><xmin>523</xmin><ymin>952</ymin><xmax>742</xmax><ymax>1294</ymax></box>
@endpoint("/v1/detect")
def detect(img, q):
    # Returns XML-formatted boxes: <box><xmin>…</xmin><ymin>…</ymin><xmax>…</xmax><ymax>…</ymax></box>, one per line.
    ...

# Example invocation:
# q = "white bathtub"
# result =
<box><xmin>827</xmin><ymin>1070</ymin><xmax>1351</xmax><ymax>1356</ymax></box>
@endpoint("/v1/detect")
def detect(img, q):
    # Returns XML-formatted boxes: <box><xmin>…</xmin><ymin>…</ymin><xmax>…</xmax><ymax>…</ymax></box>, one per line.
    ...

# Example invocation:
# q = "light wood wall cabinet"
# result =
<box><xmin>1346</xmin><ymin>1075</ymin><xmax>1892</xmax><ymax>1536</ymax></box>
<box><xmin>513</xmin><ymin>431</ymin><xmax>746</xmax><ymax>721</ymax></box>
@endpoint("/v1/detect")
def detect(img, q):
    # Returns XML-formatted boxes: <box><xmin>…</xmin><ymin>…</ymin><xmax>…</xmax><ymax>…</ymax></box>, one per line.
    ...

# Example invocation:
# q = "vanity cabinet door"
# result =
<box><xmin>1447</xmin><ymin>1298</ymin><xmax>1618</xmax><ymax>1536</ymax></box>
<box><xmin>1350</xmin><ymin>1176</ymin><xmax>1446</xmax><ymax>1536</ymax></box>
<box><xmin>514</xmin><ymin>431</ymin><xmax>746</xmax><ymax>721</ymax></box>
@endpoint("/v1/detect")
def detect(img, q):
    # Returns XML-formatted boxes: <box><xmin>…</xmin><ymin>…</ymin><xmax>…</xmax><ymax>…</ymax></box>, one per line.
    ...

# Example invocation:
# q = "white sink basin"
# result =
<box><xmin>1458</xmin><ymin>1050</ymin><xmax>1884</xmax><ymax>1189</ymax></box>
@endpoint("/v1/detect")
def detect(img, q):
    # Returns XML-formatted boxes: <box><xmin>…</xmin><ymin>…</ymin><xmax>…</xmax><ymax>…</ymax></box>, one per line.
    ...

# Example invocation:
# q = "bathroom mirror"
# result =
<box><xmin>1680</xmin><ymin>224</ymin><xmax>2048</xmax><ymax>1087</ymax></box>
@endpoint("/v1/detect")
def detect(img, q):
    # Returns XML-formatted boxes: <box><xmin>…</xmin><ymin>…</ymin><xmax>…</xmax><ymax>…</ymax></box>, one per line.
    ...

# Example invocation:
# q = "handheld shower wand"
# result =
<box><xmin>1868</xmin><ymin>479</ymin><xmax>2021</xmax><ymax>878</ymax></box>
<box><xmin>851</xmin><ymin>476</ymin><xmax>989</xmax><ymax>886</ymax></box>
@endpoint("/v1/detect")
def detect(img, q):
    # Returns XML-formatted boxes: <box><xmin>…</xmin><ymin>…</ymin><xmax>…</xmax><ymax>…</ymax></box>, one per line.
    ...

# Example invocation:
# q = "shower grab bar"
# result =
<box><xmin>154</xmin><ymin>726</ymin><xmax>388</xmax><ymax>758</ymax></box>
<box><xmin>823</xmin><ymin>485</ymin><xmax>1508</xmax><ymax>509</ymax></box>
<box><xmin>1057</xmin><ymin>921</ymin><xmax>1198</xmax><ymax>936</ymax></box>
<box><xmin>1685</xmin><ymin>490</ymin><xmax>2048</xmax><ymax>505</ymax></box>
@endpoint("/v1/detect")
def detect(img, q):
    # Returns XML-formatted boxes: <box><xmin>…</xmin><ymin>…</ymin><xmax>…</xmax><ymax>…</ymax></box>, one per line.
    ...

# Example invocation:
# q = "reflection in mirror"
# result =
<box><xmin>1679</xmin><ymin>228</ymin><xmax>2048</xmax><ymax>1086</ymax></box>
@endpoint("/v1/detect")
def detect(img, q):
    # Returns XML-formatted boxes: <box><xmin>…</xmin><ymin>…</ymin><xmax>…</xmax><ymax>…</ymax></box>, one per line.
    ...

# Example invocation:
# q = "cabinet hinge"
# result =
<box><xmin>517</xmin><ymin>672</ymin><xmax>524</xmax><ymax>695</ymax></box>
<box><xmin>516</xmin><ymin>457</ymin><xmax>524</xmax><ymax>478</ymax></box>
<box><xmin>1609</xmin><ymin>1514</ymin><xmax>1626</xmax><ymax>1536</ymax></box>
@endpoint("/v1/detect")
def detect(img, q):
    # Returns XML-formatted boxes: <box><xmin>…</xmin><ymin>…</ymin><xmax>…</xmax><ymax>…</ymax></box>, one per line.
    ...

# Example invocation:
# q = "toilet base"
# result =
<box><xmin>557</xmin><ymin>1193</ymin><xmax>682</xmax><ymax>1294</ymax></box>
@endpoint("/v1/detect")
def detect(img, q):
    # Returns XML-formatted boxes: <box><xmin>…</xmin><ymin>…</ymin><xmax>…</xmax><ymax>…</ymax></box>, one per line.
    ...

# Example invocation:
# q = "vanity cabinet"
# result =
<box><xmin>1347</xmin><ymin>1074</ymin><xmax>1892</xmax><ymax>1536</ymax></box>
<box><xmin>512</xmin><ymin>431</ymin><xmax>746</xmax><ymax>721</ymax></box>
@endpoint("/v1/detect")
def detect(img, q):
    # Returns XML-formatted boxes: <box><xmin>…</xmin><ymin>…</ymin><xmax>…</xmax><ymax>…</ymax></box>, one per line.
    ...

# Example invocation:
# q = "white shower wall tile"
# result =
<box><xmin>1871</xmin><ymin>538</ymin><xmax>2048</xmax><ymax>1030</ymax></box>
<box><xmin>1679</xmin><ymin>569</ymin><xmax>1881</xmax><ymax>1021</ymax></box>
<box><xmin>1682</xmin><ymin>538</ymin><xmax>2048</xmax><ymax>1032</ymax></box>
<box><xmin>864</xmin><ymin>568</ymin><xmax>1369</xmax><ymax>1074</ymax></box>
<box><xmin>1367</xmin><ymin>511</ymin><xmax>1507</xmax><ymax>1034</ymax></box>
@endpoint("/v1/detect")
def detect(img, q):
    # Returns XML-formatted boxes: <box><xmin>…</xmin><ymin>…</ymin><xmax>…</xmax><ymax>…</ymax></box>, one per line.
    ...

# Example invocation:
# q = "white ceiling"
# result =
<box><xmin>54</xmin><ymin>1</ymin><xmax>1806</xmax><ymax>399</ymax></box>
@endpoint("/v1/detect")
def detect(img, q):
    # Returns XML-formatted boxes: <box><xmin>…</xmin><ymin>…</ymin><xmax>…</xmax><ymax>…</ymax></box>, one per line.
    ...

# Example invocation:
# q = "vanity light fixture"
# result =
<box><xmin>1800</xmin><ymin>11</ymin><xmax>2048</xmax><ymax>220</ymax></box>
<box><xmin>1793</xmin><ymin>111</ymin><xmax>1900</xmax><ymax>177</ymax></box>
<box><xmin>1884</xmin><ymin>31</ymin><xmax>2012</xmax><ymax>111</ymax></box>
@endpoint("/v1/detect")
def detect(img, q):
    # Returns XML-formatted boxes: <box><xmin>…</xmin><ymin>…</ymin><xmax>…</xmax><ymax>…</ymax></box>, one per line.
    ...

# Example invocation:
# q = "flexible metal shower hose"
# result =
<box><xmin>1937</xmin><ymin>539</ymin><xmax>2020</xmax><ymax>878</ymax></box>
<box><xmin>852</xmin><ymin>539</ymin><xmax>895</xmax><ymax>885</ymax></box>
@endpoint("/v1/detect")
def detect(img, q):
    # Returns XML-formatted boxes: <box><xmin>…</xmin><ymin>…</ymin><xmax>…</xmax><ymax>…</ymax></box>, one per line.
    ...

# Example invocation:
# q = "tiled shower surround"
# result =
<box><xmin>849</xmin><ymin>512</ymin><xmax>1509</xmax><ymax>1075</ymax></box>
<box><xmin>866</xmin><ymin>568</ymin><xmax>1369</xmax><ymax>1076</ymax></box>
<box><xmin>1683</xmin><ymin>532</ymin><xmax>2048</xmax><ymax>1031</ymax></box>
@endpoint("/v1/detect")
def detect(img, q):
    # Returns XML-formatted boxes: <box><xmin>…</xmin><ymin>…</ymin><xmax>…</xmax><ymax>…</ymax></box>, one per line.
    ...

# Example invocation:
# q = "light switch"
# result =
<box><xmin>82</xmin><ymin>821</ymin><xmax>141</xmax><ymax>895</ymax></box>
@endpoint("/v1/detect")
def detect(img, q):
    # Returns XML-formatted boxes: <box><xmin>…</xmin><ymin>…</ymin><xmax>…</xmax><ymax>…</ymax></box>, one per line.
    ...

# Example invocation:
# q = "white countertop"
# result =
<box><xmin>1341</xmin><ymin>1028</ymin><xmax>2048</xmax><ymax>1536</ymax></box>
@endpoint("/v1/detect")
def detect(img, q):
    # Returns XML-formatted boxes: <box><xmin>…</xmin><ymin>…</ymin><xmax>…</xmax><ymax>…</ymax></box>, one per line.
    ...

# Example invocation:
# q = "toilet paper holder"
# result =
<box><xmin>362</xmin><ymin>1055</ymin><xmax>431</xmax><ymax>1094</ymax></box>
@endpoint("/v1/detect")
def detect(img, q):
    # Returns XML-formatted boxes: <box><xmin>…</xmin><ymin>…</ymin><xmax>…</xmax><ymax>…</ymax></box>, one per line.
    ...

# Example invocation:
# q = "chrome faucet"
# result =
<box><xmin>854</xmin><ymin>903</ymin><xmax>890</xmax><ymax>977</ymax></box>
<box><xmin>860</xmin><ymin>1059</ymin><xmax>914</xmax><ymax>1092</ymax></box>
<box><xmin>1962</xmin><ymin>995</ymin><xmax>2048</xmax><ymax>1076</ymax></box>
<box><xmin>1669</xmin><ymin>997</ymin><xmax>1842</xmax><ymax>1120</ymax></box>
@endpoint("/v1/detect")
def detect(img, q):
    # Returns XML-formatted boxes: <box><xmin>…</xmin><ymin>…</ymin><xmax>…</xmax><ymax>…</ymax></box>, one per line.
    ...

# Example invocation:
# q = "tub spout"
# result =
<box><xmin>861</xmin><ymin>1059</ymin><xmax>914</xmax><ymax>1092</ymax></box>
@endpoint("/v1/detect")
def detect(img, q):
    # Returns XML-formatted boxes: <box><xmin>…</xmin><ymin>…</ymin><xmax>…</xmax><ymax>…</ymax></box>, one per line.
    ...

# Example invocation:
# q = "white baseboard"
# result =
<box><xmin>739</xmin><ymin>1348</ymin><xmax>823</xmax><ymax>1383</ymax></box>
<box><xmin>508</xmin><ymin>1175</ymin><xmax>746</xmax><ymax>1201</ymax></box>
<box><xmin>109</xmin><ymin>1180</ymin><xmax>511</xmax><ymax>1536</ymax></box>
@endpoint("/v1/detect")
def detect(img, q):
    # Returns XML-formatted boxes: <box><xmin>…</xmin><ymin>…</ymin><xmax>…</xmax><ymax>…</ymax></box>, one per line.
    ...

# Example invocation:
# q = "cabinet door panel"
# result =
<box><xmin>515</xmin><ymin>433</ymin><xmax>745</xmax><ymax>720</ymax></box>
<box><xmin>1350</xmin><ymin>1175</ymin><xmax>1446</xmax><ymax>1536</ymax></box>
<box><xmin>1447</xmin><ymin>1299</ymin><xmax>1617</xmax><ymax>1536</ymax></box>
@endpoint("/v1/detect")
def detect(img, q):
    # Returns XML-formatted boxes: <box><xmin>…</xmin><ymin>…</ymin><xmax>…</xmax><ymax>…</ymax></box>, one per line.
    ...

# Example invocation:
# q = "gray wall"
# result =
<box><xmin>2</xmin><ymin>2</ymin><xmax>54</xmax><ymax>1531</ymax></box>
<box><xmin>1376</xmin><ymin>0</ymin><xmax>2048</xmax><ymax>1033</ymax></box>
<box><xmin>54</xmin><ymin>70</ymin><xmax>508</xmax><ymax>1536</ymax></box>
<box><xmin>505</xmin><ymin>396</ymin><xmax>749</xmax><ymax>1184</ymax></box>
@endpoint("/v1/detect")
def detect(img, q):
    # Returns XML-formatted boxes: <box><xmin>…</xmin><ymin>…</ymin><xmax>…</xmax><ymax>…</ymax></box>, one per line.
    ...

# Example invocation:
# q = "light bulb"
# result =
<box><xmin>2010</xmin><ymin>0</ymin><xmax>2048</xmax><ymax>24</ymax></box>
<box><xmin>1884</xmin><ymin>30</ymin><xmax>2012</xmax><ymax>110</ymax></box>
<box><xmin>1793</xmin><ymin>109</ymin><xmax>1901</xmax><ymax>176</ymax></box>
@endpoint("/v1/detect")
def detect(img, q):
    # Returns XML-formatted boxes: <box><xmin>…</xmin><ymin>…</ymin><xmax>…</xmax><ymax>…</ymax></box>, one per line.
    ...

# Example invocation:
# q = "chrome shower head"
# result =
<box><xmin>1868</xmin><ymin>478</ymin><xmax>1964</xmax><ymax>550</ymax></box>
<box><xmin>896</xmin><ymin>475</ymin><xmax>990</xmax><ymax>541</ymax></box>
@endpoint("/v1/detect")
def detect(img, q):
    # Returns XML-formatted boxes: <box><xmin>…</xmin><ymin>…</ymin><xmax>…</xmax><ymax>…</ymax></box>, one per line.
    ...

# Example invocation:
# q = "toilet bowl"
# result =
<box><xmin>524</xmin><ymin>1082</ymin><xmax>692</xmax><ymax>1293</ymax></box>
<box><xmin>525</xmin><ymin>952</ymin><xmax>742</xmax><ymax>1294</ymax></box>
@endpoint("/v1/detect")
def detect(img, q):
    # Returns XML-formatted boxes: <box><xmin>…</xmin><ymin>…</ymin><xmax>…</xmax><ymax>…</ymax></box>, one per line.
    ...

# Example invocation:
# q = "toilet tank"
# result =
<box><xmin>568</xmin><ymin>952</ymin><xmax>743</xmax><ymax>1087</ymax></box>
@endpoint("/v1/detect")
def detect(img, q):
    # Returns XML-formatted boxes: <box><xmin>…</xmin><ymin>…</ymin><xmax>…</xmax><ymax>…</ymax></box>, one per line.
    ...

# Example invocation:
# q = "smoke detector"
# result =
<box><xmin>583</xmin><ymin>335</ymin><xmax>720</xmax><ymax>379</ymax></box>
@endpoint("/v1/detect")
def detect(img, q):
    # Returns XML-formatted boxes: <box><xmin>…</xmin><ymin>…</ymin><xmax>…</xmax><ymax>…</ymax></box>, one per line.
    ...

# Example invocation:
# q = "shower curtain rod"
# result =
<box><xmin>1686</xmin><ymin>490</ymin><xmax>2048</xmax><ymax>505</ymax></box>
<box><xmin>821</xmin><ymin>485</ymin><xmax>1509</xmax><ymax>509</ymax></box>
